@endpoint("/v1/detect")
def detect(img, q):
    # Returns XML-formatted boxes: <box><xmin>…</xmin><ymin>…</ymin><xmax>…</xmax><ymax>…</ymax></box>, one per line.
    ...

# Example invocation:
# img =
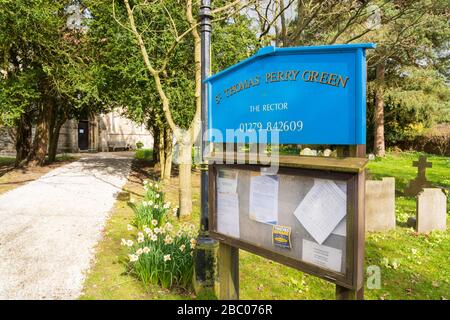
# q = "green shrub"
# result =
<box><xmin>128</xmin><ymin>181</ymin><xmax>170</xmax><ymax>229</ymax></box>
<box><xmin>135</xmin><ymin>148</ymin><xmax>153</xmax><ymax>161</ymax></box>
<box><xmin>136</xmin><ymin>141</ymin><xmax>144</xmax><ymax>149</ymax></box>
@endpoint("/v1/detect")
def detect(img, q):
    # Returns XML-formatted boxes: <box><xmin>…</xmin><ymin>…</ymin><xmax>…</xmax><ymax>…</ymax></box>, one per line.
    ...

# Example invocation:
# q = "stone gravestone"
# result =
<box><xmin>416</xmin><ymin>188</ymin><xmax>447</xmax><ymax>233</ymax></box>
<box><xmin>404</xmin><ymin>156</ymin><xmax>432</xmax><ymax>196</ymax></box>
<box><xmin>365</xmin><ymin>177</ymin><xmax>396</xmax><ymax>232</ymax></box>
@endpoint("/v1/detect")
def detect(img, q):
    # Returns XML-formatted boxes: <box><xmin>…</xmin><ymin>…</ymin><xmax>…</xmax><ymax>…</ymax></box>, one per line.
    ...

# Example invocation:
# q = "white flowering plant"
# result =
<box><xmin>123</xmin><ymin>179</ymin><xmax>197</xmax><ymax>289</ymax></box>
<box><xmin>122</xmin><ymin>221</ymin><xmax>197</xmax><ymax>289</ymax></box>
<box><xmin>128</xmin><ymin>180</ymin><xmax>172</xmax><ymax>229</ymax></box>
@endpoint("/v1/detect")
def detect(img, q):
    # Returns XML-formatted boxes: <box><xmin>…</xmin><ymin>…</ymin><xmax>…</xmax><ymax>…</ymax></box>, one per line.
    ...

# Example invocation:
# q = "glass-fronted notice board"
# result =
<box><xmin>208</xmin><ymin>155</ymin><xmax>367</xmax><ymax>290</ymax></box>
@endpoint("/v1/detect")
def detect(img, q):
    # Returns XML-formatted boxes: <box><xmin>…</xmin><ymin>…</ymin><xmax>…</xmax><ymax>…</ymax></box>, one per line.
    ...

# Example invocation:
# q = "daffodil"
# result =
<box><xmin>120</xmin><ymin>238</ymin><xmax>127</xmax><ymax>246</ymax></box>
<box><xmin>179</xmin><ymin>244</ymin><xmax>186</xmax><ymax>252</ymax></box>
<box><xmin>127</xmin><ymin>224</ymin><xmax>133</xmax><ymax>231</ymax></box>
<box><xmin>165</xmin><ymin>222</ymin><xmax>173</xmax><ymax>232</ymax></box>
<box><xmin>164</xmin><ymin>235</ymin><xmax>173</xmax><ymax>245</ymax></box>
<box><xmin>126</xmin><ymin>240</ymin><xmax>134</xmax><ymax>247</ymax></box>
<box><xmin>143</xmin><ymin>247</ymin><xmax>150</xmax><ymax>254</ymax></box>
<box><xmin>151</xmin><ymin>219</ymin><xmax>158</xmax><ymax>226</ymax></box>
<box><xmin>151</xmin><ymin>234</ymin><xmax>157</xmax><ymax>241</ymax></box>
<box><xmin>163</xmin><ymin>254</ymin><xmax>171</xmax><ymax>262</ymax></box>
<box><xmin>136</xmin><ymin>248</ymin><xmax>143</xmax><ymax>255</ymax></box>
<box><xmin>129</xmin><ymin>254</ymin><xmax>139</xmax><ymax>262</ymax></box>
<box><xmin>190</xmin><ymin>238</ymin><xmax>196</xmax><ymax>249</ymax></box>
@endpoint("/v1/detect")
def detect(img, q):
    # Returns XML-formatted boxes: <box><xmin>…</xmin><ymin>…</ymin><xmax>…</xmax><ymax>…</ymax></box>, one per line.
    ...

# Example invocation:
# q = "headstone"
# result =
<box><xmin>404</xmin><ymin>156</ymin><xmax>432</xmax><ymax>196</ymax></box>
<box><xmin>416</xmin><ymin>188</ymin><xmax>447</xmax><ymax>233</ymax></box>
<box><xmin>300</xmin><ymin>148</ymin><xmax>312</xmax><ymax>156</ymax></box>
<box><xmin>323</xmin><ymin>149</ymin><xmax>332</xmax><ymax>157</ymax></box>
<box><xmin>365</xmin><ymin>177</ymin><xmax>396</xmax><ymax>232</ymax></box>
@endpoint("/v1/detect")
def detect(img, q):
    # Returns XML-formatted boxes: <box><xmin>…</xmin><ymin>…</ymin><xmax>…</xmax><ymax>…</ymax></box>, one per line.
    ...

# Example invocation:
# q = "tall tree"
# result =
<box><xmin>0</xmin><ymin>0</ymin><xmax>99</xmax><ymax>166</ymax></box>
<box><xmin>251</xmin><ymin>0</ymin><xmax>450</xmax><ymax>155</ymax></box>
<box><xmin>98</xmin><ymin>0</ymin><xmax>257</xmax><ymax>216</ymax></box>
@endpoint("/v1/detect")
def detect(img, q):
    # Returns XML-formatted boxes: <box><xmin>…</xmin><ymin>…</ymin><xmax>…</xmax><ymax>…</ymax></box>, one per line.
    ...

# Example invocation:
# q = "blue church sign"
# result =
<box><xmin>205</xmin><ymin>43</ymin><xmax>375</xmax><ymax>145</ymax></box>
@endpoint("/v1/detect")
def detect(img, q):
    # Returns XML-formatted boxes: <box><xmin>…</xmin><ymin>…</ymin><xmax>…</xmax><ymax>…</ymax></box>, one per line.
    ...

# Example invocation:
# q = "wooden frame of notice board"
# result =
<box><xmin>208</xmin><ymin>155</ymin><xmax>367</xmax><ymax>292</ymax></box>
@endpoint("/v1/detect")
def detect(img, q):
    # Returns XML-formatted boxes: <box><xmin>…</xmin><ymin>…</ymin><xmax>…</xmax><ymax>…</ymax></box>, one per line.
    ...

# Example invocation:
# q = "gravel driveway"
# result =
<box><xmin>0</xmin><ymin>153</ymin><xmax>132</xmax><ymax>299</ymax></box>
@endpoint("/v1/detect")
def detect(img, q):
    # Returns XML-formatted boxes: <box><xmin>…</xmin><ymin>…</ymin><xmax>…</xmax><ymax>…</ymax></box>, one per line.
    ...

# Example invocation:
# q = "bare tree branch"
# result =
<box><xmin>123</xmin><ymin>0</ymin><xmax>180</xmax><ymax>137</ymax></box>
<box><xmin>258</xmin><ymin>0</ymin><xmax>295</xmax><ymax>40</ymax></box>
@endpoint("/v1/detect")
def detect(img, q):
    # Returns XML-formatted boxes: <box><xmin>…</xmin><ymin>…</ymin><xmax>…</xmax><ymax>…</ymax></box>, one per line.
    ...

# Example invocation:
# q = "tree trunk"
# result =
<box><xmin>48</xmin><ymin>118</ymin><xmax>65</xmax><ymax>163</ymax></box>
<box><xmin>163</xmin><ymin>126</ymin><xmax>173</xmax><ymax>181</ymax></box>
<box><xmin>14</xmin><ymin>112</ymin><xmax>32</xmax><ymax>167</ymax></box>
<box><xmin>27</xmin><ymin>102</ymin><xmax>53</xmax><ymax>167</ymax></box>
<box><xmin>158</xmin><ymin>129</ymin><xmax>165</xmax><ymax>180</ymax></box>
<box><xmin>374</xmin><ymin>63</ymin><xmax>385</xmax><ymax>157</ymax></box>
<box><xmin>178</xmin><ymin>138</ymin><xmax>192</xmax><ymax>216</ymax></box>
<box><xmin>279</xmin><ymin>0</ymin><xmax>287</xmax><ymax>46</ymax></box>
<box><xmin>152</xmin><ymin>123</ymin><xmax>160</xmax><ymax>163</ymax></box>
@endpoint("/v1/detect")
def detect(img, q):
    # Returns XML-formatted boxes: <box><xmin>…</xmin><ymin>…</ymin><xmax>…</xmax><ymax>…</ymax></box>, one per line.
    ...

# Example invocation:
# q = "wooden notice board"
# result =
<box><xmin>208</xmin><ymin>155</ymin><xmax>367</xmax><ymax>290</ymax></box>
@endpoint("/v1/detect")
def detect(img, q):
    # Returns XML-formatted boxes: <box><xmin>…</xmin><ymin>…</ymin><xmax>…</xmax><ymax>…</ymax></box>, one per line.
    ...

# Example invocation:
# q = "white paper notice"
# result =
<box><xmin>302</xmin><ymin>239</ymin><xmax>343</xmax><ymax>273</ymax></box>
<box><xmin>217</xmin><ymin>192</ymin><xmax>240</xmax><ymax>238</ymax></box>
<box><xmin>332</xmin><ymin>218</ymin><xmax>346</xmax><ymax>237</ymax></box>
<box><xmin>217</xmin><ymin>169</ymin><xmax>238</xmax><ymax>194</ymax></box>
<box><xmin>249</xmin><ymin>174</ymin><xmax>279</xmax><ymax>225</ymax></box>
<box><xmin>294</xmin><ymin>178</ymin><xmax>346</xmax><ymax>244</ymax></box>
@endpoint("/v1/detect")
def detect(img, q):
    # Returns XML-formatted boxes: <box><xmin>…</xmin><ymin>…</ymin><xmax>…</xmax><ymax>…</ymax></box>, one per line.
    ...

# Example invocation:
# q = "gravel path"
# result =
<box><xmin>0</xmin><ymin>153</ymin><xmax>132</xmax><ymax>299</ymax></box>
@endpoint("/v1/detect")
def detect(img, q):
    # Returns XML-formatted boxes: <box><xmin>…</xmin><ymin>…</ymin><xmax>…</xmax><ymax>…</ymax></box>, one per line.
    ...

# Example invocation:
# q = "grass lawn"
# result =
<box><xmin>135</xmin><ymin>148</ymin><xmax>153</xmax><ymax>161</ymax></box>
<box><xmin>0</xmin><ymin>156</ymin><xmax>15</xmax><ymax>166</ymax></box>
<box><xmin>0</xmin><ymin>154</ymin><xmax>80</xmax><ymax>195</ymax></box>
<box><xmin>81</xmin><ymin>151</ymin><xmax>449</xmax><ymax>300</ymax></box>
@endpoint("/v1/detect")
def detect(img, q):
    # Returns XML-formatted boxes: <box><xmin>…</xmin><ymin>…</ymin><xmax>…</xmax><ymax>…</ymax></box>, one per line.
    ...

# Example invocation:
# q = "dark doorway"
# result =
<box><xmin>78</xmin><ymin>121</ymin><xmax>89</xmax><ymax>151</ymax></box>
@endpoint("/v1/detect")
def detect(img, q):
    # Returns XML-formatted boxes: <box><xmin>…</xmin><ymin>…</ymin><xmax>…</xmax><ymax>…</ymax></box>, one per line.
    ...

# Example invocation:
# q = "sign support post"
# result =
<box><xmin>193</xmin><ymin>0</ymin><xmax>219</xmax><ymax>298</ymax></box>
<box><xmin>335</xmin><ymin>145</ymin><xmax>366</xmax><ymax>300</ymax></box>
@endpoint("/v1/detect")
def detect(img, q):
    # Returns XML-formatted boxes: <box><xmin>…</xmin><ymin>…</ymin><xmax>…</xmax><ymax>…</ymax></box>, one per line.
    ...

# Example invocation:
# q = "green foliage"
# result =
<box><xmin>367</xmin><ymin>66</ymin><xmax>450</xmax><ymax>148</ymax></box>
<box><xmin>211</xmin><ymin>14</ymin><xmax>259</xmax><ymax>73</ymax></box>
<box><xmin>282</xmin><ymin>0</ymin><xmax>449</xmax><ymax>148</ymax></box>
<box><xmin>123</xmin><ymin>180</ymin><xmax>196</xmax><ymax>289</ymax></box>
<box><xmin>134</xmin><ymin>148</ymin><xmax>153</xmax><ymax>161</ymax></box>
<box><xmin>135</xmin><ymin>141</ymin><xmax>144</xmax><ymax>149</ymax></box>
<box><xmin>129</xmin><ymin>181</ymin><xmax>170</xmax><ymax>229</ymax></box>
<box><xmin>85</xmin><ymin>0</ymin><xmax>259</xmax><ymax>132</ymax></box>
<box><xmin>0</xmin><ymin>0</ymin><xmax>104</xmax><ymax>161</ymax></box>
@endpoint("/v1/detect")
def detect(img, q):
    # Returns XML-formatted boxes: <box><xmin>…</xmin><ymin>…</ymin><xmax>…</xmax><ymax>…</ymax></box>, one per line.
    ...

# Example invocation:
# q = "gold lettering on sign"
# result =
<box><xmin>224</xmin><ymin>75</ymin><xmax>260</xmax><ymax>98</ymax></box>
<box><xmin>266</xmin><ymin>70</ymin><xmax>301</xmax><ymax>83</ymax></box>
<box><xmin>217</xmin><ymin>69</ymin><xmax>350</xmax><ymax>103</ymax></box>
<box><xmin>327</xmin><ymin>73</ymin><xmax>338</xmax><ymax>86</ymax></box>
<box><xmin>337</xmin><ymin>75</ymin><xmax>349</xmax><ymax>88</ymax></box>
<box><xmin>302</xmin><ymin>70</ymin><xmax>349</xmax><ymax>88</ymax></box>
